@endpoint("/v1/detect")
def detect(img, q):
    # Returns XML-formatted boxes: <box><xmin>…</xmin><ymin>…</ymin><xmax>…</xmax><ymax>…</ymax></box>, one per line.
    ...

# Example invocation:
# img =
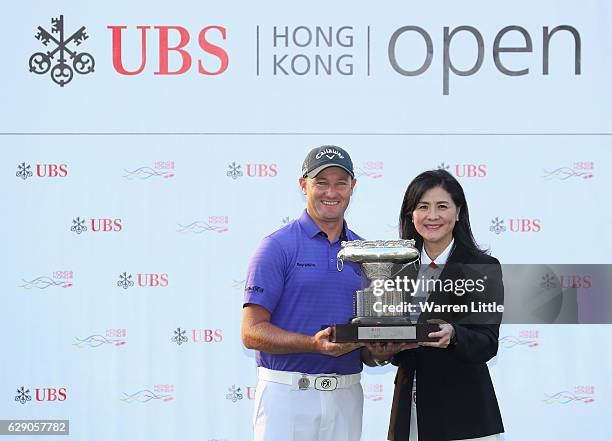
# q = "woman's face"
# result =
<box><xmin>412</xmin><ymin>186</ymin><xmax>459</xmax><ymax>248</ymax></box>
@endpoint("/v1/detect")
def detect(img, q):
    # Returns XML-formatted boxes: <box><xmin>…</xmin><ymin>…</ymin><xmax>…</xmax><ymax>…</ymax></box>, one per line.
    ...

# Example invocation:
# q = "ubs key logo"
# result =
<box><xmin>226</xmin><ymin>385</ymin><xmax>256</xmax><ymax>402</ymax></box>
<box><xmin>16</xmin><ymin>162</ymin><xmax>68</xmax><ymax>180</ymax></box>
<box><xmin>14</xmin><ymin>386</ymin><xmax>67</xmax><ymax>404</ymax></box>
<box><xmin>226</xmin><ymin>161</ymin><xmax>277</xmax><ymax>179</ymax></box>
<box><xmin>489</xmin><ymin>217</ymin><xmax>541</xmax><ymax>234</ymax></box>
<box><xmin>15</xmin><ymin>387</ymin><xmax>31</xmax><ymax>404</ymax></box>
<box><xmin>437</xmin><ymin>162</ymin><xmax>487</xmax><ymax>178</ymax></box>
<box><xmin>29</xmin><ymin>15</ymin><xmax>95</xmax><ymax>87</ymax></box>
<box><xmin>71</xmin><ymin>217</ymin><xmax>122</xmax><ymax>234</ymax></box>
<box><xmin>117</xmin><ymin>272</ymin><xmax>168</xmax><ymax>289</ymax></box>
<box><xmin>171</xmin><ymin>327</ymin><xmax>223</xmax><ymax>345</ymax></box>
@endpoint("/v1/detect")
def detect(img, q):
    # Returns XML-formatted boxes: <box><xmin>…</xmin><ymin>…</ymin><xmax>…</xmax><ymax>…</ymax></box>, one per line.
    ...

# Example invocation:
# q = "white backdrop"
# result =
<box><xmin>2</xmin><ymin>1</ymin><xmax>611</xmax><ymax>440</ymax></box>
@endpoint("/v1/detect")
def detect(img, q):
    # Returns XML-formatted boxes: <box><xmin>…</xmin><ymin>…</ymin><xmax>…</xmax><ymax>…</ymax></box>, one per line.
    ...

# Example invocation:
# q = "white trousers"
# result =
<box><xmin>252</xmin><ymin>379</ymin><xmax>363</xmax><ymax>441</ymax></box>
<box><xmin>410</xmin><ymin>395</ymin><xmax>500</xmax><ymax>441</ymax></box>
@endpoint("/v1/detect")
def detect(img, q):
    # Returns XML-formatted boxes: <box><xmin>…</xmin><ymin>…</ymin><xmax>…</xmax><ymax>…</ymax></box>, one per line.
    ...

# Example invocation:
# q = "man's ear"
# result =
<box><xmin>299</xmin><ymin>177</ymin><xmax>307</xmax><ymax>195</ymax></box>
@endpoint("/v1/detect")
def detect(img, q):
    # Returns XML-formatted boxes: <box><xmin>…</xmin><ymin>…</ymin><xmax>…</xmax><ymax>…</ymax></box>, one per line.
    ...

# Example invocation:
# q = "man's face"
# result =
<box><xmin>299</xmin><ymin>167</ymin><xmax>356</xmax><ymax>224</ymax></box>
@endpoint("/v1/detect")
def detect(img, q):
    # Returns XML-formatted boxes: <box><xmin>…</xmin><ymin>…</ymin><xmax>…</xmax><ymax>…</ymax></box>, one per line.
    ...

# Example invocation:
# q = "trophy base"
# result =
<box><xmin>351</xmin><ymin>316</ymin><xmax>411</xmax><ymax>325</ymax></box>
<box><xmin>330</xmin><ymin>323</ymin><xmax>439</xmax><ymax>343</ymax></box>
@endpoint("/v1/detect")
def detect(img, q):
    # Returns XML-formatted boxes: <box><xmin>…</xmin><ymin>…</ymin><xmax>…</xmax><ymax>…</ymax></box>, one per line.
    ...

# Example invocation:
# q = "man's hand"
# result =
<box><xmin>312</xmin><ymin>327</ymin><xmax>364</xmax><ymax>357</ymax></box>
<box><xmin>418</xmin><ymin>319</ymin><xmax>455</xmax><ymax>348</ymax></box>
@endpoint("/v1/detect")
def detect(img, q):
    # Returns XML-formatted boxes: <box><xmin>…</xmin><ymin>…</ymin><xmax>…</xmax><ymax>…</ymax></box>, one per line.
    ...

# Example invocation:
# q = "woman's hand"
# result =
<box><xmin>418</xmin><ymin>319</ymin><xmax>455</xmax><ymax>349</ymax></box>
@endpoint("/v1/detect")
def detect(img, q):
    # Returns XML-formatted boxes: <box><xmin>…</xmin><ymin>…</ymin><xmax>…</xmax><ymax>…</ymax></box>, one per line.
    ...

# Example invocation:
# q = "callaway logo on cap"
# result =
<box><xmin>302</xmin><ymin>145</ymin><xmax>354</xmax><ymax>178</ymax></box>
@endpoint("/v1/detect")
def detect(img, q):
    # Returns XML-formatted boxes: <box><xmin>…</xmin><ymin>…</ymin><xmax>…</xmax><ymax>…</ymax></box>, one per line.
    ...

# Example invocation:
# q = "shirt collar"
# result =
<box><xmin>421</xmin><ymin>239</ymin><xmax>455</xmax><ymax>265</ymax></box>
<box><xmin>298</xmin><ymin>209</ymin><xmax>349</xmax><ymax>241</ymax></box>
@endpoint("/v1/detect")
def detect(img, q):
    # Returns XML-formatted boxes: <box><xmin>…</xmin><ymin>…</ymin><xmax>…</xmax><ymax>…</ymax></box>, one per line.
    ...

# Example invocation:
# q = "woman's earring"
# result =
<box><xmin>456</xmin><ymin>215</ymin><xmax>459</xmax><ymax>221</ymax></box>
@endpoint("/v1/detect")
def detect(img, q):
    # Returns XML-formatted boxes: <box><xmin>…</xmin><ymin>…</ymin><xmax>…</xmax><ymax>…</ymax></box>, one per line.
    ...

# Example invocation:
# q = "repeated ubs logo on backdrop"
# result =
<box><xmin>489</xmin><ymin>217</ymin><xmax>541</xmax><ymax>234</ymax></box>
<box><xmin>437</xmin><ymin>162</ymin><xmax>487</xmax><ymax>178</ymax></box>
<box><xmin>14</xmin><ymin>387</ymin><xmax>68</xmax><ymax>404</ymax></box>
<box><xmin>172</xmin><ymin>327</ymin><xmax>223</xmax><ymax>345</ymax></box>
<box><xmin>29</xmin><ymin>16</ymin><xmax>582</xmax><ymax>94</ymax></box>
<box><xmin>540</xmin><ymin>272</ymin><xmax>591</xmax><ymax>290</ymax></box>
<box><xmin>16</xmin><ymin>162</ymin><xmax>68</xmax><ymax>180</ymax></box>
<box><xmin>226</xmin><ymin>384</ymin><xmax>256</xmax><ymax>402</ymax></box>
<box><xmin>117</xmin><ymin>272</ymin><xmax>168</xmax><ymax>289</ymax></box>
<box><xmin>71</xmin><ymin>217</ymin><xmax>122</xmax><ymax>234</ymax></box>
<box><xmin>226</xmin><ymin>162</ymin><xmax>278</xmax><ymax>179</ymax></box>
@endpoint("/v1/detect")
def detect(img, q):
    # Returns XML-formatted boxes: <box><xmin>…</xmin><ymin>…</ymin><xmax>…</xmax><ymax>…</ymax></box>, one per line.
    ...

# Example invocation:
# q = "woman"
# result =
<box><xmin>387</xmin><ymin>169</ymin><xmax>504</xmax><ymax>441</ymax></box>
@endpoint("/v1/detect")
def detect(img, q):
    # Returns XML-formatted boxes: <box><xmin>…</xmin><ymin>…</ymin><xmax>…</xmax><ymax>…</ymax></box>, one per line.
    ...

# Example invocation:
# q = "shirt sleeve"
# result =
<box><xmin>243</xmin><ymin>236</ymin><xmax>286</xmax><ymax>314</ymax></box>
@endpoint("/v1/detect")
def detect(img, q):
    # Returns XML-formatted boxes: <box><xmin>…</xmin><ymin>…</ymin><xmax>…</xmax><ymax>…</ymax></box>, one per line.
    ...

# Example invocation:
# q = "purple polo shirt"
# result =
<box><xmin>243</xmin><ymin>209</ymin><xmax>364</xmax><ymax>374</ymax></box>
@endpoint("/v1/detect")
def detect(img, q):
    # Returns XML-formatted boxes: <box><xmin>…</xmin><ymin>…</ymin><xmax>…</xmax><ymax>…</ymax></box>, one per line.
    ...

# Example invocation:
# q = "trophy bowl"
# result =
<box><xmin>331</xmin><ymin>239</ymin><xmax>438</xmax><ymax>342</ymax></box>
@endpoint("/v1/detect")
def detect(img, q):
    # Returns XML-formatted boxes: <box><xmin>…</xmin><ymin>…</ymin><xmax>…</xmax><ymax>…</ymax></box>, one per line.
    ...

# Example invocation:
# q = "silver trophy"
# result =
<box><xmin>332</xmin><ymin>239</ymin><xmax>436</xmax><ymax>342</ymax></box>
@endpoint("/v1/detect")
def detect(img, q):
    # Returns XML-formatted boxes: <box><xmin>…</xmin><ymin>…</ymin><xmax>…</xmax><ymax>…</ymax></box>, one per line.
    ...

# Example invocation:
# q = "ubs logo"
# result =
<box><xmin>29</xmin><ymin>15</ymin><xmax>94</xmax><ymax>86</ymax></box>
<box><xmin>226</xmin><ymin>161</ymin><xmax>277</xmax><ymax>179</ymax></box>
<box><xmin>117</xmin><ymin>272</ymin><xmax>169</xmax><ymax>289</ymax></box>
<box><xmin>489</xmin><ymin>217</ymin><xmax>541</xmax><ymax>234</ymax></box>
<box><xmin>437</xmin><ymin>162</ymin><xmax>487</xmax><ymax>178</ymax></box>
<box><xmin>226</xmin><ymin>385</ymin><xmax>256</xmax><ymax>402</ymax></box>
<box><xmin>71</xmin><ymin>217</ymin><xmax>122</xmax><ymax>234</ymax></box>
<box><xmin>108</xmin><ymin>24</ymin><xmax>227</xmax><ymax>76</ymax></box>
<box><xmin>172</xmin><ymin>327</ymin><xmax>223</xmax><ymax>345</ymax></box>
<box><xmin>15</xmin><ymin>386</ymin><xmax>67</xmax><ymax>403</ymax></box>
<box><xmin>16</xmin><ymin>162</ymin><xmax>68</xmax><ymax>180</ymax></box>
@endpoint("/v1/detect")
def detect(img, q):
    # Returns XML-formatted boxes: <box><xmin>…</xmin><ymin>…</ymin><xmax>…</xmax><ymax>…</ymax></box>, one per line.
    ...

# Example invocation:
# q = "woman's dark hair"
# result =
<box><xmin>399</xmin><ymin>169</ymin><xmax>486</xmax><ymax>256</ymax></box>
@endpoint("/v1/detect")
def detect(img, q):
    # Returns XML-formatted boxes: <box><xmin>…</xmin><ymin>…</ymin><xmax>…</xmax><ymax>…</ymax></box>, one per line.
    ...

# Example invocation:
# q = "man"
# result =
<box><xmin>242</xmin><ymin>145</ymin><xmax>367</xmax><ymax>441</ymax></box>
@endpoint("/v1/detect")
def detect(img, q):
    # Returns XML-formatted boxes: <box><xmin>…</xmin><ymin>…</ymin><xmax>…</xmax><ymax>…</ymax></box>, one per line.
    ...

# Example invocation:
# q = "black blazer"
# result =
<box><xmin>388</xmin><ymin>244</ymin><xmax>505</xmax><ymax>441</ymax></box>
